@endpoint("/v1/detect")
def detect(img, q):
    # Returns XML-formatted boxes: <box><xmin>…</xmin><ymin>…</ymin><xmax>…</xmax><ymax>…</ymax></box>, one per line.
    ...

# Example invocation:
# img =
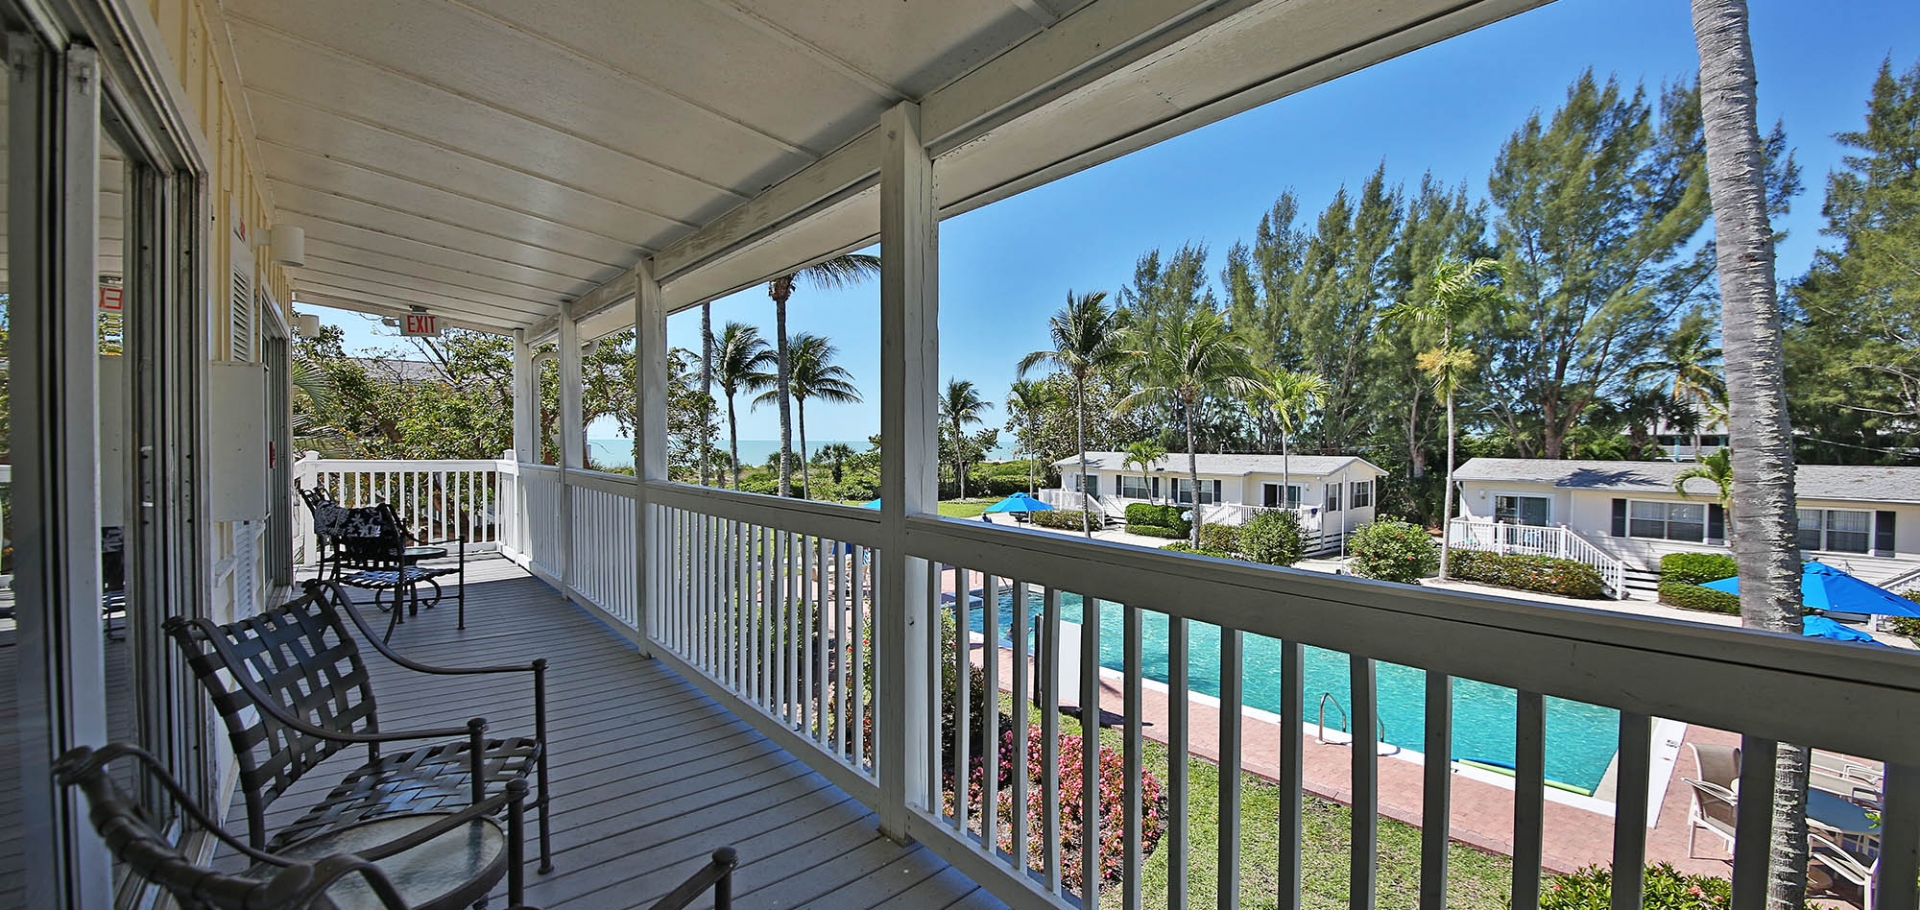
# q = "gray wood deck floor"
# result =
<box><xmin>257</xmin><ymin>556</ymin><xmax>1005</xmax><ymax>910</ymax></box>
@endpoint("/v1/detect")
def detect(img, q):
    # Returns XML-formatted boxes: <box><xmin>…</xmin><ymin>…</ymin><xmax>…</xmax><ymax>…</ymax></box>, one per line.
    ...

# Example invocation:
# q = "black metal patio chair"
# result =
<box><xmin>300</xmin><ymin>488</ymin><xmax>468</xmax><ymax>636</ymax></box>
<box><xmin>55</xmin><ymin>741</ymin><xmax>536</xmax><ymax>910</ymax></box>
<box><xmin>164</xmin><ymin>579</ymin><xmax>555</xmax><ymax>874</ymax></box>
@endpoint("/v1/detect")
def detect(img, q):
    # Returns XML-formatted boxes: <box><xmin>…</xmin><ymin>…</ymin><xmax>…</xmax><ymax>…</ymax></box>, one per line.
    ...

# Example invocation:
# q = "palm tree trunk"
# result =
<box><xmin>1075</xmin><ymin>379</ymin><xmax>1091</xmax><ymax>538</ymax></box>
<box><xmin>1027</xmin><ymin>419</ymin><xmax>1037</xmax><ymax>495</ymax></box>
<box><xmin>798</xmin><ymin>397</ymin><xmax>811</xmax><ymax>500</ymax></box>
<box><xmin>775</xmin><ymin>296</ymin><xmax>794</xmax><ymax>498</ymax></box>
<box><xmin>1441</xmin><ymin>387</ymin><xmax>1456</xmax><ymax>581</ymax></box>
<box><xmin>1186</xmin><ymin>409</ymin><xmax>1203</xmax><ymax>548</ymax></box>
<box><xmin>726</xmin><ymin>392</ymin><xmax>742</xmax><ymax>491</ymax></box>
<box><xmin>1281</xmin><ymin>430</ymin><xmax>1291</xmax><ymax>513</ymax></box>
<box><xmin>700</xmin><ymin>302</ymin><xmax>713</xmax><ymax>487</ymax></box>
<box><xmin>1691</xmin><ymin>4</ymin><xmax>1809</xmax><ymax>908</ymax></box>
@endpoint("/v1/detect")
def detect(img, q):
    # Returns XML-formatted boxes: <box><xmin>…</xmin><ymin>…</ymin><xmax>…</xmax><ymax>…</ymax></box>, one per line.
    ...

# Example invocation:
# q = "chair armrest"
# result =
<box><xmin>58</xmin><ymin>743</ymin><xmax>292</xmax><ymax>868</ymax></box>
<box><xmin>646</xmin><ymin>848</ymin><xmax>740</xmax><ymax>910</ymax></box>
<box><xmin>324</xmin><ymin>580</ymin><xmax>536</xmax><ymax>677</ymax></box>
<box><xmin>1682</xmin><ymin>777</ymin><xmax>1738</xmax><ymax>802</ymax></box>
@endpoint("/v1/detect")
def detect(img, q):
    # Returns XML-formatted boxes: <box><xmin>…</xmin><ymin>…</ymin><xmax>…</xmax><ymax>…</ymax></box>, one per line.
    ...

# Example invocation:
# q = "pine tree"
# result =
<box><xmin>1787</xmin><ymin>57</ymin><xmax>1920</xmax><ymax>462</ymax></box>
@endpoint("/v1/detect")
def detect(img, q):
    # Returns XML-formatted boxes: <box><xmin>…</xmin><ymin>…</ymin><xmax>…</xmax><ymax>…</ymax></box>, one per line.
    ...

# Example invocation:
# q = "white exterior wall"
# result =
<box><xmin>1457</xmin><ymin>479</ymin><xmax>1920</xmax><ymax>587</ymax></box>
<box><xmin>1070</xmin><ymin>465</ymin><xmax>1383</xmax><ymax>530</ymax></box>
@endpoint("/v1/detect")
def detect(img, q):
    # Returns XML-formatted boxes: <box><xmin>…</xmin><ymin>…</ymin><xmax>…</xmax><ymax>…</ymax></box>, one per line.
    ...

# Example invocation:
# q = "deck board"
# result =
<box><xmin>234</xmin><ymin>557</ymin><xmax>1004</xmax><ymax>910</ymax></box>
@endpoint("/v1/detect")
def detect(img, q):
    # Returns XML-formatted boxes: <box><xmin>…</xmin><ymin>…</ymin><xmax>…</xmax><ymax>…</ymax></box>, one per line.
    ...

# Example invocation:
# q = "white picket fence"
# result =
<box><xmin>1448</xmin><ymin>518</ymin><xmax>1629</xmax><ymax>599</ymax></box>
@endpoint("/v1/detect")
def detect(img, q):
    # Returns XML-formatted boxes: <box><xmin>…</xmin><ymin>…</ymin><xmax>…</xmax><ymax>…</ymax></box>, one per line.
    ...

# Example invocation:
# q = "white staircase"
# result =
<box><xmin>1448</xmin><ymin>518</ymin><xmax>1630</xmax><ymax>600</ymax></box>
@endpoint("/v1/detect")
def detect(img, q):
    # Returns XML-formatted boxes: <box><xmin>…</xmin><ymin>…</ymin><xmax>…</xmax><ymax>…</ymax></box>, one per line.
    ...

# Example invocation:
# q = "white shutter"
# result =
<box><xmin>229</xmin><ymin>238</ymin><xmax>255</xmax><ymax>362</ymax></box>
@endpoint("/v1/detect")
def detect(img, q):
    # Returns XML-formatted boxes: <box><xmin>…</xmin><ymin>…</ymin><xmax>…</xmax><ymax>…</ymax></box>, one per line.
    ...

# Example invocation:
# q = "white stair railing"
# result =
<box><xmin>1448</xmin><ymin>518</ymin><xmax>1628</xmax><ymax>599</ymax></box>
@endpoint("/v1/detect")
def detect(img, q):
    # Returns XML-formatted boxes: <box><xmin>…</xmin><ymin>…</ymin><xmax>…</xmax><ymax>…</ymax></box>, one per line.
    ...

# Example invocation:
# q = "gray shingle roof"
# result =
<box><xmin>1454</xmin><ymin>458</ymin><xmax>1920</xmax><ymax>504</ymax></box>
<box><xmin>1050</xmin><ymin>451</ymin><xmax>1383</xmax><ymax>477</ymax></box>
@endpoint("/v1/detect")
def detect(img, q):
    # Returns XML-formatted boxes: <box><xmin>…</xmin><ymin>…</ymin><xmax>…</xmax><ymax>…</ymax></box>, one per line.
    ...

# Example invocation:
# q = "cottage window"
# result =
<box><xmin>1628</xmin><ymin>500</ymin><xmax>1706</xmax><ymax>543</ymax></box>
<box><xmin>1118</xmin><ymin>474</ymin><xmax>1155</xmax><ymax>500</ymax></box>
<box><xmin>1325</xmin><ymin>483</ymin><xmax>1342</xmax><ymax>512</ymax></box>
<box><xmin>1173</xmin><ymin>478</ymin><xmax>1220</xmax><ymax>505</ymax></box>
<box><xmin>1350</xmin><ymin>480</ymin><xmax>1373</xmax><ymax>509</ymax></box>
<box><xmin>1798</xmin><ymin>508</ymin><xmax>1871</xmax><ymax>554</ymax></box>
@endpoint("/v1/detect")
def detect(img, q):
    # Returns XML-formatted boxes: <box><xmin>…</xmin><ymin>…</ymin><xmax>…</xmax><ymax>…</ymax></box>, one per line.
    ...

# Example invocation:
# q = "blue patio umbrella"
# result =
<box><xmin>1700</xmin><ymin>560</ymin><xmax>1920</xmax><ymax>617</ymax></box>
<box><xmin>983</xmin><ymin>492</ymin><xmax>1054</xmax><ymax>514</ymax></box>
<box><xmin>1801</xmin><ymin>614</ymin><xmax>1882</xmax><ymax>644</ymax></box>
<box><xmin>860</xmin><ymin>498</ymin><xmax>882</xmax><ymax>510</ymax></box>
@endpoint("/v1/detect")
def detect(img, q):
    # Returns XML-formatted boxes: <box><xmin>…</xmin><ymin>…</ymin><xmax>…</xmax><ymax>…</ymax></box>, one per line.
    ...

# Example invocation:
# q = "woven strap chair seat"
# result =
<box><xmin>340</xmin><ymin>566</ymin><xmax>457</xmax><ymax>590</ymax></box>
<box><xmin>270</xmin><ymin>735</ymin><xmax>541</xmax><ymax>852</ymax></box>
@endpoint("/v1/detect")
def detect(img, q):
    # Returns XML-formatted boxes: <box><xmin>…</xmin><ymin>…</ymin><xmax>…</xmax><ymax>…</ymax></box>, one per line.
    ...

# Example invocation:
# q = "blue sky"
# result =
<box><xmin>307</xmin><ymin>0</ymin><xmax>1918</xmax><ymax>444</ymax></box>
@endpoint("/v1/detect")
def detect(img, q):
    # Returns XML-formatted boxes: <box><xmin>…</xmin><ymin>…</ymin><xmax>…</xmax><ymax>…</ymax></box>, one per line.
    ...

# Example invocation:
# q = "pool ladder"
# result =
<box><xmin>1316</xmin><ymin>692</ymin><xmax>1386</xmax><ymax>745</ymax></box>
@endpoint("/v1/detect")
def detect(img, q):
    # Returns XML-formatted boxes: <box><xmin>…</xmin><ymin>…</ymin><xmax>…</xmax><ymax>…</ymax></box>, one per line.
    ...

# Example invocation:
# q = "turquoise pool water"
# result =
<box><xmin>966</xmin><ymin>592</ymin><xmax>1620</xmax><ymax>793</ymax></box>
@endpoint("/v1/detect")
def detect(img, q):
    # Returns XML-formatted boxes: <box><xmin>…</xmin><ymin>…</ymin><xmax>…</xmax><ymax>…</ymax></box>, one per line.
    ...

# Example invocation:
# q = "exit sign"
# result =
<box><xmin>402</xmin><ymin>313</ymin><xmax>439</xmax><ymax>337</ymax></box>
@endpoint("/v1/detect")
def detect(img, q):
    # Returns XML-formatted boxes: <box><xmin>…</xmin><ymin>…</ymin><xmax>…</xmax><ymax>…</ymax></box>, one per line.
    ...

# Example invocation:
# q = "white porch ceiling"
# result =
<box><xmin>220</xmin><ymin>0</ymin><xmax>1550</xmax><ymax>336</ymax></box>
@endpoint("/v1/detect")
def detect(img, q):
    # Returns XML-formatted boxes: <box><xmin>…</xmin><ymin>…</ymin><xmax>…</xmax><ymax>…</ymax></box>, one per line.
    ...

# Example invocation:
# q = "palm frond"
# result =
<box><xmin>797</xmin><ymin>253</ymin><xmax>884</xmax><ymax>292</ymax></box>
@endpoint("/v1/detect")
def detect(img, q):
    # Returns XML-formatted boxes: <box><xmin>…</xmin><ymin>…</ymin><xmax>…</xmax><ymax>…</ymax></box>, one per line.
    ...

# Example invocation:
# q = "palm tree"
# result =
<box><xmin>1675</xmin><ymin>447</ymin><xmax>1734</xmax><ymax>514</ymax></box>
<box><xmin>1388</xmin><ymin>256</ymin><xmax>1502</xmax><ymax>580</ymax></box>
<box><xmin>815</xmin><ymin>442</ymin><xmax>856</xmax><ymax>485</ymax></box>
<box><xmin>1017</xmin><ymin>291</ymin><xmax>1128</xmax><ymax>538</ymax></box>
<box><xmin>1119</xmin><ymin>309</ymin><xmax>1262</xmax><ymax>547</ymax></box>
<box><xmin>1122</xmin><ymin>440</ymin><xmax>1167</xmax><ymax>504</ymax></box>
<box><xmin>1690</xmin><ymin>5</ymin><xmax>1810</xmax><ymax>903</ymax></box>
<box><xmin>290</xmin><ymin>352</ymin><xmax>347</xmax><ymax>455</ymax></box>
<box><xmin>940</xmin><ymin>378</ymin><xmax>992</xmax><ymax>500</ymax></box>
<box><xmin>710</xmin><ymin>321</ymin><xmax>777</xmax><ymax>491</ymax></box>
<box><xmin>765</xmin><ymin>254</ymin><xmax>883</xmax><ymax>498</ymax></box>
<box><xmin>1006</xmin><ymin>379</ymin><xmax>1059</xmax><ymax>494</ymax></box>
<box><xmin>700</xmin><ymin>301</ymin><xmax>714</xmax><ymax>486</ymax></box>
<box><xmin>756</xmin><ymin>333</ymin><xmax>860</xmax><ymax>500</ymax></box>
<box><xmin>1261</xmin><ymin>369</ymin><xmax>1329</xmax><ymax>510</ymax></box>
<box><xmin>1633</xmin><ymin>312</ymin><xmax>1727</xmax><ymax>457</ymax></box>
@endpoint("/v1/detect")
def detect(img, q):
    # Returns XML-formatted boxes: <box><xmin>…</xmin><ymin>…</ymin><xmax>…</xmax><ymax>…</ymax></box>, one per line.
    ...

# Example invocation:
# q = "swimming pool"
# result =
<box><xmin>966</xmin><ymin>591</ymin><xmax>1620</xmax><ymax>794</ymax></box>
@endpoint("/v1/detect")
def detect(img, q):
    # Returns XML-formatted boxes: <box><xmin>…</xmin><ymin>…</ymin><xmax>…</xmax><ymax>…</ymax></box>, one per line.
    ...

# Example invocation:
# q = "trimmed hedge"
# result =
<box><xmin>1198</xmin><ymin>523</ymin><xmax>1241</xmax><ymax>554</ymax></box>
<box><xmin>1660</xmin><ymin>552</ymin><xmax>1739</xmax><ymax>586</ymax></box>
<box><xmin>1658</xmin><ymin>580</ymin><xmax>1742</xmax><ymax>614</ymax></box>
<box><xmin>1450</xmin><ymin>550</ymin><xmax>1606</xmax><ymax>599</ymax></box>
<box><xmin>1032</xmin><ymin>508</ymin><xmax>1104</xmax><ymax>531</ymax></box>
<box><xmin>1128</xmin><ymin>524</ymin><xmax>1186</xmax><ymax>540</ymax></box>
<box><xmin>1124</xmin><ymin>502</ymin><xmax>1191</xmax><ymax>536</ymax></box>
<box><xmin>1350</xmin><ymin>520</ymin><xmax>1439</xmax><ymax>584</ymax></box>
<box><xmin>1161</xmin><ymin>542</ymin><xmax>1233</xmax><ymax>559</ymax></box>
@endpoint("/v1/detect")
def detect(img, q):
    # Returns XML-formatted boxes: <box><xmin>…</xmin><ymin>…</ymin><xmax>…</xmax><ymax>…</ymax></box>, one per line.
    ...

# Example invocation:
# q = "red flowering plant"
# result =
<box><xmin>942</xmin><ymin>725</ymin><xmax>1167</xmax><ymax>894</ymax></box>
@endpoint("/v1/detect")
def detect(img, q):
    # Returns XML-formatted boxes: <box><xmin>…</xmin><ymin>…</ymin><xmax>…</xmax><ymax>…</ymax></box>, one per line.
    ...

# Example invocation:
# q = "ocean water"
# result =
<box><xmin>590</xmin><ymin>437</ymin><xmax>1017</xmax><ymax>469</ymax></box>
<box><xmin>966</xmin><ymin>591</ymin><xmax>1620</xmax><ymax>793</ymax></box>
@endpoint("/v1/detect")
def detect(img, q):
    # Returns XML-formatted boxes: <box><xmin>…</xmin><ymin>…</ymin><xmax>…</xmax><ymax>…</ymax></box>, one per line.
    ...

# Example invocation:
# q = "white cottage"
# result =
<box><xmin>1044</xmin><ymin>451</ymin><xmax>1387</xmax><ymax>534</ymax></box>
<box><xmin>1452</xmin><ymin>458</ymin><xmax>1920</xmax><ymax>594</ymax></box>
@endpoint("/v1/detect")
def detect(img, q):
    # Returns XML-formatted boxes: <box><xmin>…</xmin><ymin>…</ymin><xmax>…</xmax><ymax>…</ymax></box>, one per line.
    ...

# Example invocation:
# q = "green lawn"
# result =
<box><xmin>984</xmin><ymin>695</ymin><xmax>1515</xmax><ymax>910</ymax></box>
<box><xmin>938</xmin><ymin>499</ymin><xmax>996</xmax><ymax>519</ymax></box>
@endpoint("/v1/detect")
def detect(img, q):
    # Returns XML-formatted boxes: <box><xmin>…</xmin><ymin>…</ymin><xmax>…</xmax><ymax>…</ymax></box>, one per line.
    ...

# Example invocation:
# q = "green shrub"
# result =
<box><xmin>1537</xmin><ymin>863</ymin><xmax>1737</xmax><ymax>910</ymax></box>
<box><xmin>1889</xmin><ymin>593</ymin><xmax>1920</xmax><ymax>638</ymax></box>
<box><xmin>1160</xmin><ymin>542</ymin><xmax>1233</xmax><ymax>558</ymax></box>
<box><xmin>1124</xmin><ymin>502</ymin><xmax>1191</xmax><ymax>536</ymax></box>
<box><xmin>1349</xmin><ymin>520</ymin><xmax>1439</xmax><ymax>584</ymax></box>
<box><xmin>1658</xmin><ymin>581</ymin><xmax>1742</xmax><ymax>614</ymax></box>
<box><xmin>1660</xmin><ymin>552</ymin><xmax>1739</xmax><ymax>586</ymax></box>
<box><xmin>1128</xmin><ymin>524</ymin><xmax>1186</xmax><ymax>540</ymax></box>
<box><xmin>1240</xmin><ymin>509</ymin><xmax>1307</xmax><ymax>567</ymax></box>
<box><xmin>1451</xmin><ymin>550</ymin><xmax>1606</xmax><ymax>599</ymax></box>
<box><xmin>1032</xmin><ymin>509</ymin><xmax>1104</xmax><ymax>531</ymax></box>
<box><xmin>1198</xmin><ymin>523</ymin><xmax>1241</xmax><ymax>554</ymax></box>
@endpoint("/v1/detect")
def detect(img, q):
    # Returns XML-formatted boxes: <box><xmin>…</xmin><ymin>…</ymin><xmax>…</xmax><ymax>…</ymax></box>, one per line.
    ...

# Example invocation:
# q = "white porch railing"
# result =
<box><xmin>366</xmin><ymin>458</ymin><xmax>1920</xmax><ymax>910</ymax></box>
<box><xmin>292</xmin><ymin>454</ymin><xmax>509</xmax><ymax>565</ymax></box>
<box><xmin>1448</xmin><ymin>518</ymin><xmax>1630</xmax><ymax>600</ymax></box>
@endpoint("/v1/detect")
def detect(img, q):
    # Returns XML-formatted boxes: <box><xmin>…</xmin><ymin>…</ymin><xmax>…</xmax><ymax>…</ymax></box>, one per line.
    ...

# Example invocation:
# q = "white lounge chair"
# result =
<box><xmin>1684</xmin><ymin>742</ymin><xmax>1741</xmax><ymax>860</ymax></box>
<box><xmin>1810</xmin><ymin>830</ymin><xmax>1878</xmax><ymax>910</ymax></box>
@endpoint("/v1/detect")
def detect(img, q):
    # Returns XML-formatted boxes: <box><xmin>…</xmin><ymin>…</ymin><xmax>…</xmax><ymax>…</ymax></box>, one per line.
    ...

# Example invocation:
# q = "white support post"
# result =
<box><xmin>634</xmin><ymin>261</ymin><xmax>668</xmax><ymax>656</ymax></box>
<box><xmin>877</xmin><ymin>100</ymin><xmax>937</xmax><ymax>842</ymax></box>
<box><xmin>511</xmin><ymin>328</ymin><xmax>536</xmax><ymax>557</ymax></box>
<box><xmin>558</xmin><ymin>302</ymin><xmax>584</xmax><ymax>588</ymax></box>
